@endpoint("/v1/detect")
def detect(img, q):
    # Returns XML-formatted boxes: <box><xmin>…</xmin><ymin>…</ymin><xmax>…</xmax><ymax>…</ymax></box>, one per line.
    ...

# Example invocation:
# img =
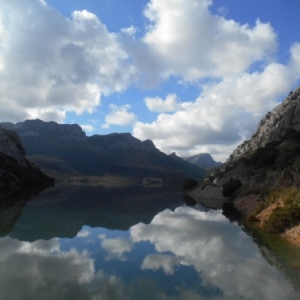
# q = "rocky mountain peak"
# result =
<box><xmin>229</xmin><ymin>85</ymin><xmax>300</xmax><ymax>161</ymax></box>
<box><xmin>184</xmin><ymin>153</ymin><xmax>222</xmax><ymax>169</ymax></box>
<box><xmin>169</xmin><ymin>152</ymin><xmax>178</xmax><ymax>158</ymax></box>
<box><xmin>142</xmin><ymin>139</ymin><xmax>156</xmax><ymax>149</ymax></box>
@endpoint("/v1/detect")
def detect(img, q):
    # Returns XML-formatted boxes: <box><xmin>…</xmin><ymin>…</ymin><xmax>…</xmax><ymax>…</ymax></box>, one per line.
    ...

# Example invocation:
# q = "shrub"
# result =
<box><xmin>248</xmin><ymin>214</ymin><xmax>260</xmax><ymax>222</ymax></box>
<box><xmin>284</xmin><ymin>128</ymin><xmax>300</xmax><ymax>143</ymax></box>
<box><xmin>244</xmin><ymin>143</ymin><xmax>279</xmax><ymax>168</ymax></box>
<box><xmin>182</xmin><ymin>194</ymin><xmax>197</xmax><ymax>206</ymax></box>
<box><xmin>266</xmin><ymin>187</ymin><xmax>300</xmax><ymax>207</ymax></box>
<box><xmin>182</xmin><ymin>178</ymin><xmax>198</xmax><ymax>190</ymax></box>
<box><xmin>222</xmin><ymin>202</ymin><xmax>242</xmax><ymax>222</ymax></box>
<box><xmin>264</xmin><ymin>204</ymin><xmax>300</xmax><ymax>234</ymax></box>
<box><xmin>222</xmin><ymin>178</ymin><xmax>242</xmax><ymax>199</ymax></box>
<box><xmin>276</xmin><ymin>151</ymin><xmax>295</xmax><ymax>169</ymax></box>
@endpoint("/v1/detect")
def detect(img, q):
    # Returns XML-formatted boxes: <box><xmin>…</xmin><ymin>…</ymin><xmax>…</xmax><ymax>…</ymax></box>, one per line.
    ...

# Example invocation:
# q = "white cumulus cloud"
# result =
<box><xmin>144</xmin><ymin>93</ymin><xmax>181</xmax><ymax>113</ymax></box>
<box><xmin>103</xmin><ymin>104</ymin><xmax>137</xmax><ymax>128</ymax></box>
<box><xmin>101</xmin><ymin>237</ymin><xmax>133</xmax><ymax>261</ymax></box>
<box><xmin>80</xmin><ymin>124</ymin><xmax>95</xmax><ymax>133</ymax></box>
<box><xmin>0</xmin><ymin>0</ymin><xmax>136</xmax><ymax>123</ymax></box>
<box><xmin>133</xmin><ymin>43</ymin><xmax>300</xmax><ymax>161</ymax></box>
<box><xmin>124</xmin><ymin>0</ymin><xmax>277</xmax><ymax>82</ymax></box>
<box><xmin>141</xmin><ymin>254</ymin><xmax>181</xmax><ymax>275</ymax></box>
<box><xmin>121</xmin><ymin>26</ymin><xmax>137</xmax><ymax>37</ymax></box>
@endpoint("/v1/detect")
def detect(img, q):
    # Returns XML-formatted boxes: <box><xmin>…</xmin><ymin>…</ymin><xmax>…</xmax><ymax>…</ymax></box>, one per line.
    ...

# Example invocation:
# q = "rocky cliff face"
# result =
<box><xmin>230</xmin><ymin>86</ymin><xmax>300</xmax><ymax>161</ymax></box>
<box><xmin>0</xmin><ymin>126</ymin><xmax>54</xmax><ymax>198</ymax></box>
<box><xmin>189</xmin><ymin>85</ymin><xmax>300</xmax><ymax>213</ymax></box>
<box><xmin>0</xmin><ymin>127</ymin><xmax>27</xmax><ymax>166</ymax></box>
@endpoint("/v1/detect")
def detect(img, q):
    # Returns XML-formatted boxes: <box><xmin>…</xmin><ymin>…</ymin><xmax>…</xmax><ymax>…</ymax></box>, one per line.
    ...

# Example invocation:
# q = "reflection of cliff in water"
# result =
<box><xmin>239</xmin><ymin>221</ymin><xmax>300</xmax><ymax>291</ymax></box>
<box><xmin>8</xmin><ymin>184</ymin><xmax>185</xmax><ymax>242</ymax></box>
<box><xmin>0</xmin><ymin>187</ymin><xmax>48</xmax><ymax>236</ymax></box>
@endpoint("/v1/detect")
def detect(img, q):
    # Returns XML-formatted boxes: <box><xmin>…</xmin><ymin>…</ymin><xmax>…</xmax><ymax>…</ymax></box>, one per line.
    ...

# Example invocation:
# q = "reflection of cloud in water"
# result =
<box><xmin>77</xmin><ymin>229</ymin><xmax>91</xmax><ymax>238</ymax></box>
<box><xmin>1</xmin><ymin>206</ymin><xmax>300</xmax><ymax>300</ymax></box>
<box><xmin>142</xmin><ymin>254</ymin><xmax>181</xmax><ymax>275</ymax></box>
<box><xmin>0</xmin><ymin>237</ymin><xmax>140</xmax><ymax>300</ymax></box>
<box><xmin>130</xmin><ymin>207</ymin><xmax>299</xmax><ymax>300</ymax></box>
<box><xmin>1</xmin><ymin>236</ymin><xmax>188</xmax><ymax>300</ymax></box>
<box><xmin>98</xmin><ymin>234</ymin><xmax>106</xmax><ymax>240</ymax></box>
<box><xmin>0</xmin><ymin>237</ymin><xmax>94</xmax><ymax>300</ymax></box>
<box><xmin>101</xmin><ymin>237</ymin><xmax>133</xmax><ymax>261</ymax></box>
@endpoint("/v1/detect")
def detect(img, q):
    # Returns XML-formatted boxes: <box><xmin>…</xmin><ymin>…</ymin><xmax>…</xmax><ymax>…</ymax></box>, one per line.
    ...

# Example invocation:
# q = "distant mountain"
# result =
<box><xmin>184</xmin><ymin>153</ymin><xmax>222</xmax><ymax>169</ymax></box>
<box><xmin>1</xmin><ymin>120</ymin><xmax>205</xmax><ymax>181</ymax></box>
<box><xmin>0</xmin><ymin>126</ymin><xmax>53</xmax><ymax>198</ymax></box>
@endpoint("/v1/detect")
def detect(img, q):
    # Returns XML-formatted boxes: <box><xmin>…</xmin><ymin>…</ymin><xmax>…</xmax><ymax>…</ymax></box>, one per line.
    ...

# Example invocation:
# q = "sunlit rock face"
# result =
<box><xmin>230</xmin><ymin>85</ymin><xmax>300</xmax><ymax>161</ymax></box>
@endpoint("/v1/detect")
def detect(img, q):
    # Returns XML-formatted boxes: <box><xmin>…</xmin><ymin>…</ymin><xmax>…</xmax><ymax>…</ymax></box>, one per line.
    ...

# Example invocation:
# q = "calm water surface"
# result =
<box><xmin>1</xmin><ymin>184</ymin><xmax>300</xmax><ymax>300</ymax></box>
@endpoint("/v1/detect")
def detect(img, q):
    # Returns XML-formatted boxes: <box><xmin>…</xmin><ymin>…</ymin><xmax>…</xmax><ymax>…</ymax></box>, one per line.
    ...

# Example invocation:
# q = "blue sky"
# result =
<box><xmin>0</xmin><ymin>0</ymin><xmax>300</xmax><ymax>161</ymax></box>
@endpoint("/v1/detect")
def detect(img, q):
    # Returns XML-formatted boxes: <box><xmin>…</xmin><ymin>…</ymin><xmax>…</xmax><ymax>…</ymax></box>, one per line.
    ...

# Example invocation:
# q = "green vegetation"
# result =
<box><xmin>182</xmin><ymin>178</ymin><xmax>198</xmax><ymax>190</ymax></box>
<box><xmin>265</xmin><ymin>204</ymin><xmax>300</xmax><ymax>234</ymax></box>
<box><xmin>242</xmin><ymin>130</ymin><xmax>300</xmax><ymax>171</ymax></box>
<box><xmin>222</xmin><ymin>178</ymin><xmax>242</xmax><ymax>199</ymax></box>
<box><xmin>266</xmin><ymin>188</ymin><xmax>300</xmax><ymax>206</ymax></box>
<box><xmin>263</xmin><ymin>188</ymin><xmax>300</xmax><ymax>234</ymax></box>
<box><xmin>244</xmin><ymin>141</ymin><xmax>280</xmax><ymax>168</ymax></box>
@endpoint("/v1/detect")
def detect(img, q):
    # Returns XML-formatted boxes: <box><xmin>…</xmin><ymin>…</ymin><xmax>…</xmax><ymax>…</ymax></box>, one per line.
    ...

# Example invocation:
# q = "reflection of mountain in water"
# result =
<box><xmin>8</xmin><ymin>185</ymin><xmax>185</xmax><ymax>242</ymax></box>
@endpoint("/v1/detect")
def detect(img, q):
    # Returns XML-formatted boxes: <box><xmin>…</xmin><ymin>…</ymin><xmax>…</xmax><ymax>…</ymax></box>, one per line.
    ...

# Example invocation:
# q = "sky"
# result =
<box><xmin>0</xmin><ymin>0</ymin><xmax>300</xmax><ymax>161</ymax></box>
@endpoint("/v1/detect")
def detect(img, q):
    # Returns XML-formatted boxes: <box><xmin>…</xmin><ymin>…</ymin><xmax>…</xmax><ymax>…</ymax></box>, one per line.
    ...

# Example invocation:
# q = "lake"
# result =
<box><xmin>1</xmin><ymin>183</ymin><xmax>300</xmax><ymax>300</ymax></box>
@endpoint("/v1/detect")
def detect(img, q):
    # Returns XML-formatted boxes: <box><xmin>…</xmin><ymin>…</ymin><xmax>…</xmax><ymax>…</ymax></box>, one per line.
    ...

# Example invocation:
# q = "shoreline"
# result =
<box><xmin>189</xmin><ymin>186</ymin><xmax>300</xmax><ymax>249</ymax></box>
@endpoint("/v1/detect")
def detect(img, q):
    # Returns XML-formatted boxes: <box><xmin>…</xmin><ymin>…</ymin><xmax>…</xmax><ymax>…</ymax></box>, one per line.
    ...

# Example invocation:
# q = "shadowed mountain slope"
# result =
<box><xmin>0</xmin><ymin>126</ymin><xmax>53</xmax><ymax>199</ymax></box>
<box><xmin>1</xmin><ymin>120</ymin><xmax>205</xmax><ymax>180</ymax></box>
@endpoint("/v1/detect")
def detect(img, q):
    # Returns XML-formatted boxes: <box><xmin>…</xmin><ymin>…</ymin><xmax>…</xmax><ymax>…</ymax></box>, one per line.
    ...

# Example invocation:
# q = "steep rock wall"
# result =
<box><xmin>230</xmin><ymin>86</ymin><xmax>300</xmax><ymax>161</ymax></box>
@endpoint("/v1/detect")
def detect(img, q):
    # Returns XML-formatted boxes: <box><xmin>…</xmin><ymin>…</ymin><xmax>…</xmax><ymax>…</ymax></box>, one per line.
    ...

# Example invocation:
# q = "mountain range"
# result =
<box><xmin>0</xmin><ymin>120</ymin><xmax>205</xmax><ymax>181</ymax></box>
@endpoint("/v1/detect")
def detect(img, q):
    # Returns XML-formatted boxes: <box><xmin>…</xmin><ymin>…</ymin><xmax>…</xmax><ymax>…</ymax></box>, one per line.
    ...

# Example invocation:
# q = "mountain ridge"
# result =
<box><xmin>0</xmin><ymin>120</ymin><xmax>205</xmax><ymax>181</ymax></box>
